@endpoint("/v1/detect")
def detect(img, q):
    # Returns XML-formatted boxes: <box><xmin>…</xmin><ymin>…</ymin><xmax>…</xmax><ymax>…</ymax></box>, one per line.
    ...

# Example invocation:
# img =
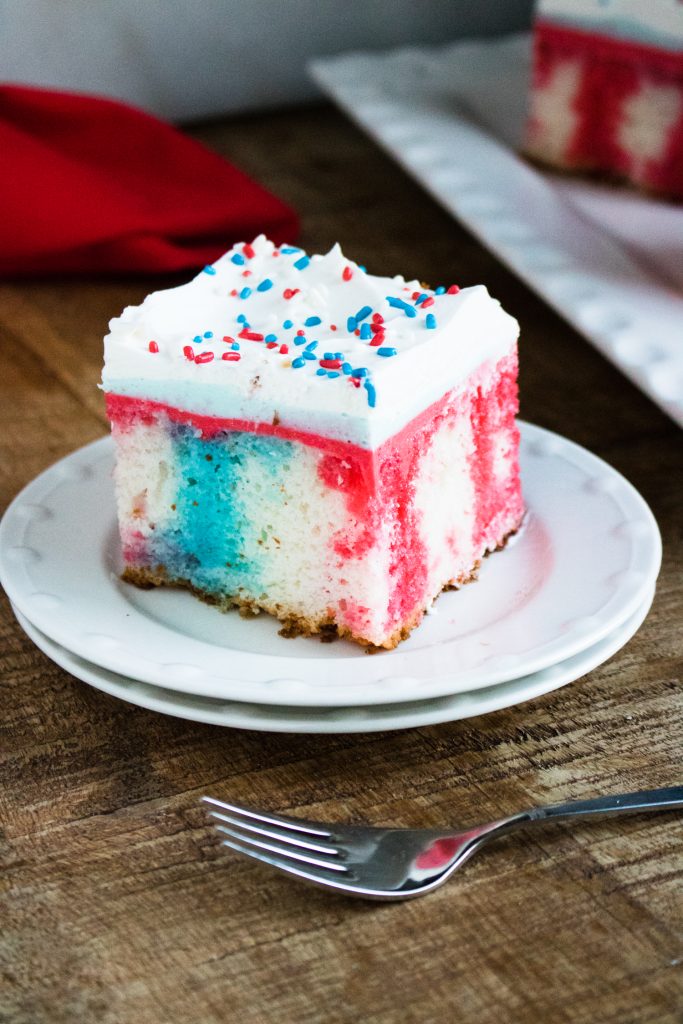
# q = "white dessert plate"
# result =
<box><xmin>12</xmin><ymin>590</ymin><xmax>653</xmax><ymax>733</ymax></box>
<box><xmin>310</xmin><ymin>34</ymin><xmax>683</xmax><ymax>428</ymax></box>
<box><xmin>0</xmin><ymin>421</ymin><xmax>660</xmax><ymax>706</ymax></box>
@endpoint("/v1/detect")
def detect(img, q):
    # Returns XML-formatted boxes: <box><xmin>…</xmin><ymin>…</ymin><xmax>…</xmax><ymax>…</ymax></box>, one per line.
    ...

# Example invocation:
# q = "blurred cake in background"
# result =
<box><xmin>525</xmin><ymin>0</ymin><xmax>683</xmax><ymax>199</ymax></box>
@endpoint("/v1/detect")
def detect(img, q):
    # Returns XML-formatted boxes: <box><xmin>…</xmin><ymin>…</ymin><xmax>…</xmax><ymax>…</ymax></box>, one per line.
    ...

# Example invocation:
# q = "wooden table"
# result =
<box><xmin>1</xmin><ymin>104</ymin><xmax>681</xmax><ymax>1024</ymax></box>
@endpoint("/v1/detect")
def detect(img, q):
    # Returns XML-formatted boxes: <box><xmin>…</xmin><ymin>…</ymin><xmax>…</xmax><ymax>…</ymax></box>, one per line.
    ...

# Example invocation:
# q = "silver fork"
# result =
<box><xmin>202</xmin><ymin>786</ymin><xmax>682</xmax><ymax>901</ymax></box>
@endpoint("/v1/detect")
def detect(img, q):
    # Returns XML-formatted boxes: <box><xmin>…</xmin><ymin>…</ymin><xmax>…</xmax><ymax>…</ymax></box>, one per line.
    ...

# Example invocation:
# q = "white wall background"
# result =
<box><xmin>0</xmin><ymin>0</ymin><xmax>534</xmax><ymax>121</ymax></box>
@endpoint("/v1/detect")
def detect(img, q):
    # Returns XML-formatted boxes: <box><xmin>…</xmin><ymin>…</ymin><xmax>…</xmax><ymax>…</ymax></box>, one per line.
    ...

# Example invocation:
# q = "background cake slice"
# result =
<box><xmin>103</xmin><ymin>237</ymin><xmax>524</xmax><ymax>649</ymax></box>
<box><xmin>525</xmin><ymin>0</ymin><xmax>683</xmax><ymax>199</ymax></box>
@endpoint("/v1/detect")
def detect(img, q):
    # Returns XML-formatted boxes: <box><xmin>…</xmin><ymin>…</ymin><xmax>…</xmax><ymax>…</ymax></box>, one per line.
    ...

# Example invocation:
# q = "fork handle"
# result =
<box><xmin>523</xmin><ymin>786</ymin><xmax>683</xmax><ymax>827</ymax></box>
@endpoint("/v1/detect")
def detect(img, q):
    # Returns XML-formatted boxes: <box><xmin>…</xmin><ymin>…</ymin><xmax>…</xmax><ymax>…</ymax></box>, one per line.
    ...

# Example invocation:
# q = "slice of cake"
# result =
<box><xmin>525</xmin><ymin>0</ymin><xmax>683</xmax><ymax>199</ymax></box>
<box><xmin>102</xmin><ymin>237</ymin><xmax>523</xmax><ymax>650</ymax></box>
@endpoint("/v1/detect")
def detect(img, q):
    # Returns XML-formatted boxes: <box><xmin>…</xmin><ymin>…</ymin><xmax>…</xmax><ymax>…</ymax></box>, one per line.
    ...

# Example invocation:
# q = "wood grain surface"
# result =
<box><xmin>1</xmin><ymin>104</ymin><xmax>681</xmax><ymax>1024</ymax></box>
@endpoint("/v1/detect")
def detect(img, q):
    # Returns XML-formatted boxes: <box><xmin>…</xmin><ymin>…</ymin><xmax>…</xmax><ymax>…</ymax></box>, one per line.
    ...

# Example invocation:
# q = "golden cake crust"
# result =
<box><xmin>121</xmin><ymin>523</ymin><xmax>520</xmax><ymax>652</ymax></box>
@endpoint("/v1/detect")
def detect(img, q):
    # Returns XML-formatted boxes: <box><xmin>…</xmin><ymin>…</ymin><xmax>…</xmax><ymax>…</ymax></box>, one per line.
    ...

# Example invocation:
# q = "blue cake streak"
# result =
<box><xmin>143</xmin><ymin>423</ymin><xmax>294</xmax><ymax>595</ymax></box>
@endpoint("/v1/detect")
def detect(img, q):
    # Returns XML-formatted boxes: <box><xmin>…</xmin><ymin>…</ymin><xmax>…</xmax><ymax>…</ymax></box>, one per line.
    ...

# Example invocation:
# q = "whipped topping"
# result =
<box><xmin>102</xmin><ymin>236</ymin><xmax>518</xmax><ymax>447</ymax></box>
<box><xmin>538</xmin><ymin>0</ymin><xmax>683</xmax><ymax>50</ymax></box>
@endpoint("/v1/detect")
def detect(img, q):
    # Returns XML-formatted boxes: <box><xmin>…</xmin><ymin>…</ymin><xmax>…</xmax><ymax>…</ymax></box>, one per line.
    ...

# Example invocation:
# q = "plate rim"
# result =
<box><xmin>11</xmin><ymin>588</ymin><xmax>654</xmax><ymax>733</ymax></box>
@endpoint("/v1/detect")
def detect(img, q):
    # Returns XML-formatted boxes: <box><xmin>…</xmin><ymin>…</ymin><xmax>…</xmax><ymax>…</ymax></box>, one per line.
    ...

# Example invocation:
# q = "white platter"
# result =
<box><xmin>0</xmin><ymin>422</ymin><xmax>661</xmax><ymax>706</ymax></box>
<box><xmin>12</xmin><ymin>591</ymin><xmax>653</xmax><ymax>733</ymax></box>
<box><xmin>310</xmin><ymin>34</ymin><xmax>683</xmax><ymax>428</ymax></box>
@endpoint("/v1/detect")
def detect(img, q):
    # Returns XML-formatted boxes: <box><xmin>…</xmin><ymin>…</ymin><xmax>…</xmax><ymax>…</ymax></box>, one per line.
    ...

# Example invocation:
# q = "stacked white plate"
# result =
<box><xmin>0</xmin><ymin>422</ymin><xmax>661</xmax><ymax>733</ymax></box>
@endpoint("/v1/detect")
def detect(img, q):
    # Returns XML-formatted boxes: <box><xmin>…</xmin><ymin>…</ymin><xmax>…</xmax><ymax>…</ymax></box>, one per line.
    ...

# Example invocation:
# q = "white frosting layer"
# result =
<box><xmin>102</xmin><ymin>236</ymin><xmax>518</xmax><ymax>448</ymax></box>
<box><xmin>538</xmin><ymin>0</ymin><xmax>683</xmax><ymax>50</ymax></box>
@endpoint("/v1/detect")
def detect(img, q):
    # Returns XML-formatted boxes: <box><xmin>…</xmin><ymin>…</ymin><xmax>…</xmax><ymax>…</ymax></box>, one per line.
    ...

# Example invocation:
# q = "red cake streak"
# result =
<box><xmin>535</xmin><ymin>21</ymin><xmax>683</xmax><ymax>78</ymax></box>
<box><xmin>469</xmin><ymin>354</ymin><xmax>522</xmax><ymax>552</ymax></box>
<box><xmin>106</xmin><ymin>350</ymin><xmax>520</xmax><ymax>637</ymax></box>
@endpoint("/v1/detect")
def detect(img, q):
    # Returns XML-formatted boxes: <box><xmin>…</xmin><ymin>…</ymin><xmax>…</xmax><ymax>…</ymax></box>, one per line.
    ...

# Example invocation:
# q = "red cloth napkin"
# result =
<box><xmin>0</xmin><ymin>85</ymin><xmax>299</xmax><ymax>277</ymax></box>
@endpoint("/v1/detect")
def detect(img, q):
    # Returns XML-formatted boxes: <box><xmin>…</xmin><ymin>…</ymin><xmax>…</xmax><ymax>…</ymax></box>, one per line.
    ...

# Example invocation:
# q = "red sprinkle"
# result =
<box><xmin>272</xmin><ymin>250</ymin><xmax>280</xmax><ymax>257</ymax></box>
<box><xmin>242</xmin><ymin>242</ymin><xmax>255</xmax><ymax>259</ymax></box>
<box><xmin>283</xmin><ymin>288</ymin><xmax>300</xmax><ymax>300</ymax></box>
<box><xmin>195</xmin><ymin>351</ymin><xmax>214</xmax><ymax>364</ymax></box>
<box><xmin>350</xmin><ymin>376</ymin><xmax>361</xmax><ymax>388</ymax></box>
<box><xmin>148</xmin><ymin>341</ymin><xmax>159</xmax><ymax>353</ymax></box>
<box><xmin>222</xmin><ymin>335</ymin><xmax>235</xmax><ymax>343</ymax></box>
<box><xmin>320</xmin><ymin>358</ymin><xmax>342</xmax><ymax>370</ymax></box>
<box><xmin>279</xmin><ymin>344</ymin><xmax>289</xmax><ymax>354</ymax></box>
<box><xmin>421</xmin><ymin>296</ymin><xmax>435</xmax><ymax>308</ymax></box>
<box><xmin>447</xmin><ymin>284</ymin><xmax>460</xmax><ymax>294</ymax></box>
<box><xmin>354</xmin><ymin>328</ymin><xmax>361</xmax><ymax>336</ymax></box>
<box><xmin>222</xmin><ymin>351</ymin><xmax>241</xmax><ymax>361</ymax></box>
<box><xmin>330</xmin><ymin>324</ymin><xmax>337</xmax><ymax>331</ymax></box>
<box><xmin>266</xmin><ymin>341</ymin><xmax>278</xmax><ymax>350</ymax></box>
<box><xmin>296</xmin><ymin>329</ymin><xmax>305</xmax><ymax>337</ymax></box>
<box><xmin>372</xmin><ymin>313</ymin><xmax>384</xmax><ymax>323</ymax></box>
<box><xmin>242</xmin><ymin>269</ymin><xmax>252</xmax><ymax>277</ymax></box>
<box><xmin>370</xmin><ymin>322</ymin><xmax>384</xmax><ymax>334</ymax></box>
<box><xmin>342</xmin><ymin>266</ymin><xmax>353</xmax><ymax>281</ymax></box>
<box><xmin>183</xmin><ymin>345</ymin><xmax>195</xmax><ymax>361</ymax></box>
<box><xmin>412</xmin><ymin>291</ymin><xmax>421</xmax><ymax>300</ymax></box>
<box><xmin>239</xmin><ymin>329</ymin><xmax>264</xmax><ymax>341</ymax></box>
<box><xmin>370</xmin><ymin>336</ymin><xmax>384</xmax><ymax>347</ymax></box>
<box><xmin>230</xmin><ymin>289</ymin><xmax>238</xmax><ymax>296</ymax></box>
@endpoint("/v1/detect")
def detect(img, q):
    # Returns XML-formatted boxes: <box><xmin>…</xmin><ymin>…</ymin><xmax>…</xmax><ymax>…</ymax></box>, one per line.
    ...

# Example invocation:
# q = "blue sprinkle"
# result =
<box><xmin>342</xmin><ymin>362</ymin><xmax>352</xmax><ymax>375</ymax></box>
<box><xmin>203</xmin><ymin>265</ymin><xmax>216</xmax><ymax>275</ymax></box>
<box><xmin>377</xmin><ymin>347</ymin><xmax>397</xmax><ymax>357</ymax></box>
<box><xmin>193</xmin><ymin>335</ymin><xmax>202</xmax><ymax>344</ymax></box>
<box><xmin>334</xmin><ymin>352</ymin><xmax>344</xmax><ymax>359</ymax></box>
<box><xmin>316</xmin><ymin>368</ymin><xmax>327</xmax><ymax>376</ymax></box>
<box><xmin>364</xmin><ymin>379</ymin><xmax>377</xmax><ymax>407</ymax></box>
<box><xmin>236</xmin><ymin>314</ymin><xmax>248</xmax><ymax>324</ymax></box>
<box><xmin>346</xmin><ymin>316</ymin><xmax>357</xmax><ymax>333</ymax></box>
<box><xmin>265</xmin><ymin>333</ymin><xmax>278</xmax><ymax>343</ymax></box>
<box><xmin>323</xmin><ymin>351</ymin><xmax>335</xmax><ymax>360</ymax></box>
<box><xmin>294</xmin><ymin>336</ymin><xmax>307</xmax><ymax>346</ymax></box>
<box><xmin>435</xmin><ymin>286</ymin><xmax>446</xmax><ymax>295</ymax></box>
<box><xmin>283</xmin><ymin>319</ymin><xmax>293</xmax><ymax>329</ymax></box>
<box><xmin>231</xmin><ymin>342</ymin><xmax>240</xmax><ymax>351</ymax></box>
<box><xmin>302</xmin><ymin>350</ymin><xmax>317</xmax><ymax>361</ymax></box>
<box><xmin>281</xmin><ymin>246</ymin><xmax>301</xmax><ymax>254</ymax></box>
<box><xmin>359</xmin><ymin>265</ymin><xmax>367</xmax><ymax>273</ymax></box>
<box><xmin>351</xmin><ymin>367</ymin><xmax>369</xmax><ymax>379</ymax></box>
<box><xmin>426</xmin><ymin>314</ymin><xmax>437</xmax><ymax>329</ymax></box>
<box><xmin>327</xmin><ymin>371</ymin><xmax>340</xmax><ymax>379</ymax></box>
<box><xmin>294</xmin><ymin>256</ymin><xmax>310</xmax><ymax>270</ymax></box>
<box><xmin>239</xmin><ymin>287</ymin><xmax>252</xmax><ymax>299</ymax></box>
<box><xmin>355</xmin><ymin>305</ymin><xmax>372</xmax><ymax>323</ymax></box>
<box><xmin>360</xmin><ymin>323</ymin><xmax>372</xmax><ymax>341</ymax></box>
<box><xmin>386</xmin><ymin>296</ymin><xmax>417</xmax><ymax>318</ymax></box>
<box><xmin>292</xmin><ymin>357</ymin><xmax>306</xmax><ymax>369</ymax></box>
<box><xmin>304</xmin><ymin>316</ymin><xmax>321</xmax><ymax>327</ymax></box>
<box><xmin>305</xmin><ymin>340</ymin><xmax>318</xmax><ymax>351</ymax></box>
<box><xmin>231</xmin><ymin>253</ymin><xmax>246</xmax><ymax>265</ymax></box>
<box><xmin>414</xmin><ymin>293</ymin><xmax>428</xmax><ymax>305</ymax></box>
<box><xmin>203</xmin><ymin>331</ymin><xmax>213</xmax><ymax>339</ymax></box>
<box><xmin>257</xmin><ymin>278</ymin><xmax>273</xmax><ymax>292</ymax></box>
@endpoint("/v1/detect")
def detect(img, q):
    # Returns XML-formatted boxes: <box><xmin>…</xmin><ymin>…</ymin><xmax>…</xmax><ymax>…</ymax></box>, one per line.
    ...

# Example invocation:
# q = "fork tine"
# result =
<box><xmin>215</xmin><ymin>826</ymin><xmax>349</xmax><ymax>873</ymax></box>
<box><xmin>202</xmin><ymin>796</ymin><xmax>333</xmax><ymax>837</ymax></box>
<box><xmin>219</xmin><ymin>836</ymin><xmax>360</xmax><ymax>894</ymax></box>
<box><xmin>208</xmin><ymin>811</ymin><xmax>342</xmax><ymax>857</ymax></box>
